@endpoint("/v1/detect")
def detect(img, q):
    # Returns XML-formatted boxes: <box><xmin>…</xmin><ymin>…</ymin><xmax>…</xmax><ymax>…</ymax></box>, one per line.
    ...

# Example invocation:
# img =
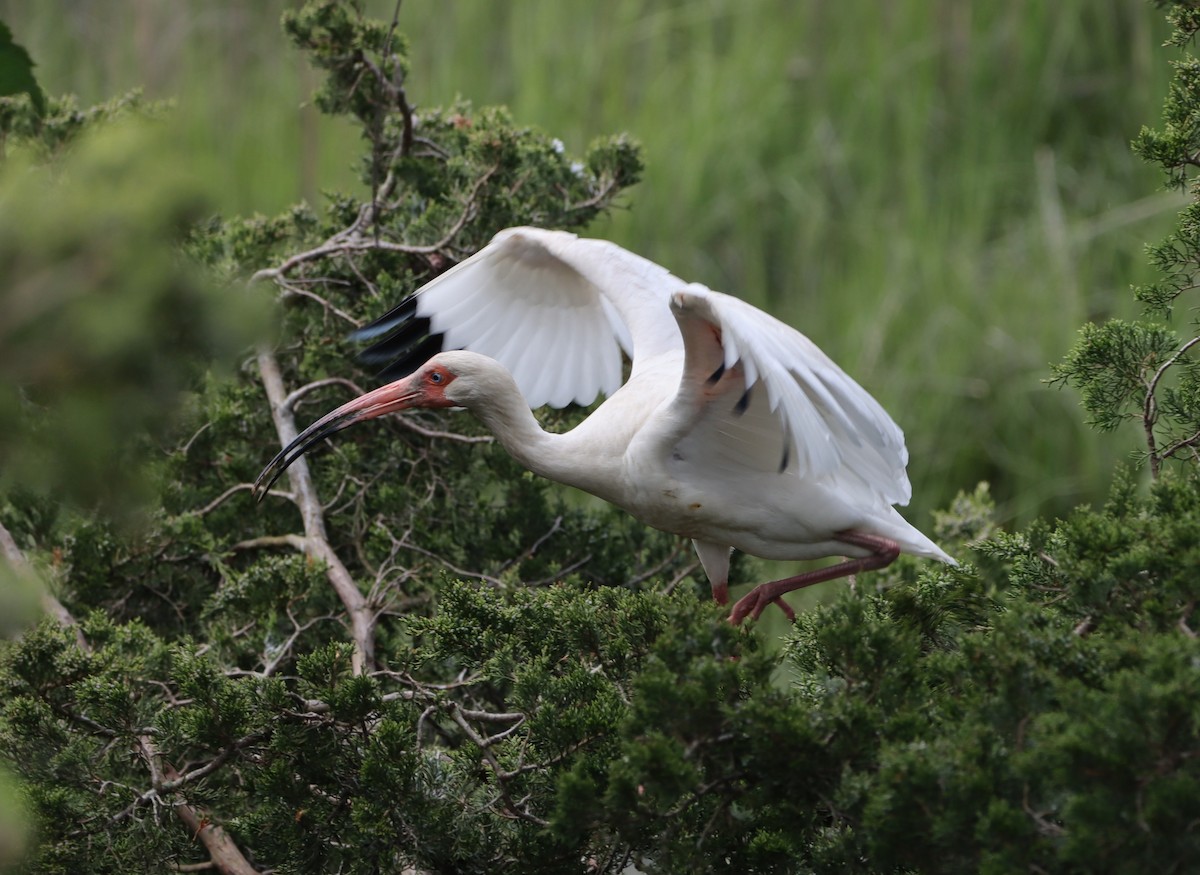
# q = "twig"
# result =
<box><xmin>627</xmin><ymin>540</ymin><xmax>687</xmax><ymax>587</ymax></box>
<box><xmin>250</xmin><ymin>164</ymin><xmax>497</xmax><ymax>285</ymax></box>
<box><xmin>180</xmin><ymin>421</ymin><xmax>213</xmax><ymax>457</ymax></box>
<box><xmin>524</xmin><ymin>554</ymin><xmax>593</xmax><ymax>587</ymax></box>
<box><xmin>282</xmin><ymin>377</ymin><xmax>365</xmax><ymax>415</ymax></box>
<box><xmin>397</xmin><ymin>538</ymin><xmax>506</xmax><ymax>589</ymax></box>
<box><xmin>157</xmin><ymin>731</ymin><xmax>270</xmax><ymax>796</ymax></box>
<box><xmin>1158</xmin><ymin>427</ymin><xmax>1200</xmax><ymax>469</ymax></box>
<box><xmin>565</xmin><ymin>172</ymin><xmax>621</xmax><ymax>213</ymax></box>
<box><xmin>191</xmin><ymin>484</ymin><xmax>256</xmax><ymax>518</ymax></box>
<box><xmin>383</xmin><ymin>1</ymin><xmax>413</xmax><ymax>158</ymax></box>
<box><xmin>445</xmin><ymin>703</ymin><xmax>549</xmax><ymax>826</ymax></box>
<box><xmin>498</xmin><ymin>516</ymin><xmax>562</xmax><ymax>573</ymax></box>
<box><xmin>277</xmin><ymin>282</ymin><xmax>361</xmax><ymax>327</ymax></box>
<box><xmin>391</xmin><ymin>416</ymin><xmax>494</xmax><ymax>444</ymax></box>
<box><xmin>260</xmin><ymin>608</ymin><xmax>337</xmax><ymax>678</ymax></box>
<box><xmin>1143</xmin><ymin>334</ymin><xmax>1200</xmax><ymax>477</ymax></box>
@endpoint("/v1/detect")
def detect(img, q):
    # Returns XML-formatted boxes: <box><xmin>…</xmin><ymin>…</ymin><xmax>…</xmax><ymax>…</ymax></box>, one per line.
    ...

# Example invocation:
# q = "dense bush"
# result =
<box><xmin>2</xmin><ymin>2</ymin><xmax>1199</xmax><ymax>872</ymax></box>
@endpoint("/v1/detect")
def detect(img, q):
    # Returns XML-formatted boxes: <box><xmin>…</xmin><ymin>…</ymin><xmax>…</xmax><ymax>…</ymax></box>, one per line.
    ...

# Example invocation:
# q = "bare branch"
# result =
<box><xmin>283</xmin><ymin>377</ymin><xmax>365</xmax><ymax>415</ymax></box>
<box><xmin>524</xmin><ymin>554</ymin><xmax>593</xmax><ymax>588</ymax></box>
<box><xmin>397</xmin><ymin>537</ymin><xmax>506</xmax><ymax>589</ymax></box>
<box><xmin>381</xmin><ymin>4</ymin><xmax>413</xmax><ymax>157</ymax></box>
<box><xmin>158</xmin><ymin>731</ymin><xmax>270</xmax><ymax>795</ymax></box>
<box><xmin>125</xmin><ymin>737</ymin><xmax>259</xmax><ymax>875</ymax></box>
<box><xmin>230</xmin><ymin>534</ymin><xmax>307</xmax><ymax>552</ymax></box>
<box><xmin>497</xmin><ymin>516</ymin><xmax>561</xmax><ymax>574</ymax></box>
<box><xmin>257</xmin><ymin>348</ymin><xmax>376</xmax><ymax>673</ymax></box>
<box><xmin>1159</xmin><ymin>427</ymin><xmax>1200</xmax><ymax>467</ymax></box>
<box><xmin>445</xmin><ymin>703</ymin><xmax>549</xmax><ymax>826</ymax></box>
<box><xmin>391</xmin><ymin>416</ymin><xmax>494</xmax><ymax>444</ymax></box>
<box><xmin>1143</xmin><ymin>334</ymin><xmax>1200</xmax><ymax>477</ymax></box>
<box><xmin>1</xmin><ymin>519</ymin><xmax>90</xmax><ymax>651</ymax></box>
<box><xmin>170</xmin><ymin>792</ymin><xmax>260</xmax><ymax>875</ymax></box>
<box><xmin>277</xmin><ymin>282</ymin><xmax>361</xmax><ymax>327</ymax></box>
<box><xmin>1180</xmin><ymin>603</ymin><xmax>1197</xmax><ymax>640</ymax></box>
<box><xmin>250</xmin><ymin>164</ymin><xmax>497</xmax><ymax>286</ymax></box>
<box><xmin>180</xmin><ymin>421</ymin><xmax>213</xmax><ymax>457</ymax></box>
<box><xmin>191</xmin><ymin>484</ymin><xmax>256</xmax><ymax>518</ymax></box>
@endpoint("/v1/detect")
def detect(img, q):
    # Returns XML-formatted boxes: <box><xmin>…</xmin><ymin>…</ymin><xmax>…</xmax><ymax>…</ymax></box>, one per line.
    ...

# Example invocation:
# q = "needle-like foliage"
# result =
<box><xmin>2</xmin><ymin>3</ymin><xmax>1200</xmax><ymax>873</ymax></box>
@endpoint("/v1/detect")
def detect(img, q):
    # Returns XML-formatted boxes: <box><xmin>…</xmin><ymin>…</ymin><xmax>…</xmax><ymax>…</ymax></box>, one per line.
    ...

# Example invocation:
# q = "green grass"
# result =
<box><xmin>0</xmin><ymin>0</ymin><xmax>1179</xmax><ymax>530</ymax></box>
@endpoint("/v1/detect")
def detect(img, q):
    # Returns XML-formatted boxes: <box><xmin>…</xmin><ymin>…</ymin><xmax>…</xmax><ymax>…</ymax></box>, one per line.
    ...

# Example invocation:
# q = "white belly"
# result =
<box><xmin>616</xmin><ymin>456</ymin><xmax>875</xmax><ymax>561</ymax></box>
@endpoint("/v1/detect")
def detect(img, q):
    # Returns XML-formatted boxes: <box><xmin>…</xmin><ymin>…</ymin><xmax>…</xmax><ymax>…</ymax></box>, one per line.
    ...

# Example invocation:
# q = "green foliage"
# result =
<box><xmin>0</xmin><ymin>22</ymin><xmax>44</xmax><ymax>117</ymax></box>
<box><xmin>1055</xmin><ymin>320</ymin><xmax>1181</xmax><ymax>431</ymax></box>
<box><xmin>3</xmin><ymin>2</ymin><xmax>1200</xmax><ymax>873</ymax></box>
<box><xmin>0</xmin><ymin>114</ymin><xmax>269</xmax><ymax>512</ymax></box>
<box><xmin>1057</xmin><ymin>0</ymin><xmax>1200</xmax><ymax>476</ymax></box>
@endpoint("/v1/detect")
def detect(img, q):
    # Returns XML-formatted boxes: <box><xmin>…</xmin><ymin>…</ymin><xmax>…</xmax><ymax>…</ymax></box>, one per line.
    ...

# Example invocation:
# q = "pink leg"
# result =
<box><xmin>728</xmin><ymin>531</ymin><xmax>900</xmax><ymax>625</ymax></box>
<box><xmin>712</xmin><ymin>575</ymin><xmax>793</xmax><ymax>621</ymax></box>
<box><xmin>711</xmin><ymin>579</ymin><xmax>729</xmax><ymax>605</ymax></box>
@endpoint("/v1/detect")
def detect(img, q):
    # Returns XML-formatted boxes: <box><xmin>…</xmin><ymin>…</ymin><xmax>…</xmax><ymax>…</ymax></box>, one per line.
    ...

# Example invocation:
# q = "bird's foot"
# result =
<box><xmin>728</xmin><ymin>584</ymin><xmax>795</xmax><ymax>625</ymax></box>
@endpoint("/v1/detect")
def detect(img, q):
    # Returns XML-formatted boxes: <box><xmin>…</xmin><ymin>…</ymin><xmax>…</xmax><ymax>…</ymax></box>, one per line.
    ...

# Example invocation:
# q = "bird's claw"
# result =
<box><xmin>727</xmin><ymin>586</ymin><xmax>795</xmax><ymax>625</ymax></box>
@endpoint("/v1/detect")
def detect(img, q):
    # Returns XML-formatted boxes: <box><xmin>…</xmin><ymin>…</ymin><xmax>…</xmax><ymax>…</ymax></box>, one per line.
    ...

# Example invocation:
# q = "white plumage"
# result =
<box><xmin>257</xmin><ymin>227</ymin><xmax>954</xmax><ymax>622</ymax></box>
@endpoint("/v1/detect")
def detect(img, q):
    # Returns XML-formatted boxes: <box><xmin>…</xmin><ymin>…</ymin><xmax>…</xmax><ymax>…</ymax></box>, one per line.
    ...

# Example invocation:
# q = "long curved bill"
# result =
<box><xmin>253</xmin><ymin>375</ymin><xmax>421</xmax><ymax>500</ymax></box>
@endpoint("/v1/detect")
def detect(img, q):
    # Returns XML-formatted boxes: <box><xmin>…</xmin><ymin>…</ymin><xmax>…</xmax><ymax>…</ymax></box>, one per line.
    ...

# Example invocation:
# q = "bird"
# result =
<box><xmin>255</xmin><ymin>227</ymin><xmax>954</xmax><ymax>623</ymax></box>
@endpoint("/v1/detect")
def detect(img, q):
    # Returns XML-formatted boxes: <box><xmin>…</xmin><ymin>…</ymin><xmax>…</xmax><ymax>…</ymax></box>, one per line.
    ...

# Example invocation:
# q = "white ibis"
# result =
<box><xmin>255</xmin><ymin>227</ymin><xmax>954</xmax><ymax>623</ymax></box>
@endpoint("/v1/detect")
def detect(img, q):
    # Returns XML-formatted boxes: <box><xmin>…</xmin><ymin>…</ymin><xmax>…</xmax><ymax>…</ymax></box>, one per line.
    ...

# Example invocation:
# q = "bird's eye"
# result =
<box><xmin>429</xmin><ymin>371</ymin><xmax>443</xmax><ymax>384</ymax></box>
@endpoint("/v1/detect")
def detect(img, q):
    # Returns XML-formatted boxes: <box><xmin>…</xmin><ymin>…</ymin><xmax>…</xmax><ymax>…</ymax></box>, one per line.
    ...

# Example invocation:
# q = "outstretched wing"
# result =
<box><xmin>353</xmin><ymin>227</ymin><xmax>687</xmax><ymax>409</ymax></box>
<box><xmin>668</xmin><ymin>287</ymin><xmax>912</xmax><ymax>506</ymax></box>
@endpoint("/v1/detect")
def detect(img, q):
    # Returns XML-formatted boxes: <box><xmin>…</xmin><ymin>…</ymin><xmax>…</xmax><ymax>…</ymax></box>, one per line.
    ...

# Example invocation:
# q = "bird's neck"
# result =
<box><xmin>465</xmin><ymin>391</ymin><xmax>597</xmax><ymax>491</ymax></box>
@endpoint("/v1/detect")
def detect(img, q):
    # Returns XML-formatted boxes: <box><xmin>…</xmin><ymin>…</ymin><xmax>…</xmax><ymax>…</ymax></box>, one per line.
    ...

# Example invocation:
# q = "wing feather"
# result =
<box><xmin>353</xmin><ymin>227</ymin><xmax>683</xmax><ymax>409</ymax></box>
<box><xmin>352</xmin><ymin>229</ymin><xmax>911</xmax><ymax>508</ymax></box>
<box><xmin>669</xmin><ymin>287</ymin><xmax>911</xmax><ymax>506</ymax></box>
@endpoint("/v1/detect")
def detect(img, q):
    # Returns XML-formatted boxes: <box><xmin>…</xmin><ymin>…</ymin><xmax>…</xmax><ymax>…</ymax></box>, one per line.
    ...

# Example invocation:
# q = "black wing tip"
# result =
<box><xmin>733</xmin><ymin>385</ymin><xmax>752</xmax><ymax>416</ymax></box>
<box><xmin>372</xmin><ymin>332</ymin><xmax>448</xmax><ymax>382</ymax></box>
<box><xmin>355</xmin><ymin>315</ymin><xmax>436</xmax><ymax>363</ymax></box>
<box><xmin>351</xmin><ymin>299</ymin><xmax>448</xmax><ymax>382</ymax></box>
<box><xmin>348</xmin><ymin>297</ymin><xmax>418</xmax><ymax>343</ymax></box>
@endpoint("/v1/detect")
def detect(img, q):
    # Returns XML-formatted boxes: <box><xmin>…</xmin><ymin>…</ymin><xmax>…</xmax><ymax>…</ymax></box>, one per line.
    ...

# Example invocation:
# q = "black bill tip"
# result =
<box><xmin>253</xmin><ymin>409</ymin><xmax>361</xmax><ymax>502</ymax></box>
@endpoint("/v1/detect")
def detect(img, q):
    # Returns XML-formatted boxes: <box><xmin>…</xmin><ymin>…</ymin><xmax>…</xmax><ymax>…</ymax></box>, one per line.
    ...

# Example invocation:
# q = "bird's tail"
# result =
<box><xmin>878</xmin><ymin>507</ymin><xmax>958</xmax><ymax>566</ymax></box>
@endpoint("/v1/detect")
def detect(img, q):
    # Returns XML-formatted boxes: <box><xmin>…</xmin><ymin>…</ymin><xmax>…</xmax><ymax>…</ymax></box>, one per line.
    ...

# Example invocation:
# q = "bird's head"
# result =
<box><xmin>253</xmin><ymin>353</ymin><xmax>484</xmax><ymax>499</ymax></box>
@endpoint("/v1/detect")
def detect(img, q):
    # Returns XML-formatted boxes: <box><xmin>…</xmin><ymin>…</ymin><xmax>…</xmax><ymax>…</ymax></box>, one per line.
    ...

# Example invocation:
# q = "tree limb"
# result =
<box><xmin>257</xmin><ymin>348</ymin><xmax>376</xmax><ymax>674</ymax></box>
<box><xmin>138</xmin><ymin>737</ymin><xmax>260</xmax><ymax>875</ymax></box>
<box><xmin>1</xmin><ymin>518</ymin><xmax>90</xmax><ymax>651</ymax></box>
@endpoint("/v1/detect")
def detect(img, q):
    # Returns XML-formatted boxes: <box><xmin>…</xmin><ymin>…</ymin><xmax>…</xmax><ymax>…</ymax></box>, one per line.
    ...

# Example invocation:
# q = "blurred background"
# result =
<box><xmin>0</xmin><ymin>0</ymin><xmax>1177</xmax><ymax>526</ymax></box>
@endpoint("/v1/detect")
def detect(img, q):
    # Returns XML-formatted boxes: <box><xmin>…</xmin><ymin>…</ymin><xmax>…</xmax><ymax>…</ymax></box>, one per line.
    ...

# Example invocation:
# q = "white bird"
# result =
<box><xmin>255</xmin><ymin>227</ymin><xmax>954</xmax><ymax>623</ymax></box>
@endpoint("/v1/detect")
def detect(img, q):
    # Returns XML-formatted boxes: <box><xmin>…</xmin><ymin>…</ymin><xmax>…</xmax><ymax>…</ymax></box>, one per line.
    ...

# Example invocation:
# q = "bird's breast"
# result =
<box><xmin>615</xmin><ymin>452</ymin><xmax>720</xmax><ymax>539</ymax></box>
